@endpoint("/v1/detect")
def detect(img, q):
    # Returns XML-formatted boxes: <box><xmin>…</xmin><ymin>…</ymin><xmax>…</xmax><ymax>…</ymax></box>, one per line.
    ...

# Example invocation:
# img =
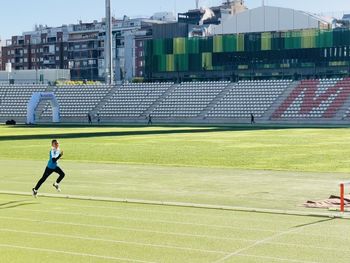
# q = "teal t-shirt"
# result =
<box><xmin>47</xmin><ymin>148</ymin><xmax>61</xmax><ymax>169</ymax></box>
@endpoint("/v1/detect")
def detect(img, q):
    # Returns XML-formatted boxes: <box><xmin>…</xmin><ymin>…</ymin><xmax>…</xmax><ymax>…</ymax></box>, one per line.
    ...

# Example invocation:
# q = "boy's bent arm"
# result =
<box><xmin>52</xmin><ymin>154</ymin><xmax>62</xmax><ymax>163</ymax></box>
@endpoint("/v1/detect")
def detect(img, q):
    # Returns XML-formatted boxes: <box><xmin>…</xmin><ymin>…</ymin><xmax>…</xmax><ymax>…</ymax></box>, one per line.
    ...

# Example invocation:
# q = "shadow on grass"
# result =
<box><xmin>0</xmin><ymin>200</ymin><xmax>38</xmax><ymax>210</ymax></box>
<box><xmin>10</xmin><ymin>123</ymin><xmax>350</xmax><ymax>129</ymax></box>
<box><xmin>1</xmin><ymin>125</ymin><xmax>349</xmax><ymax>141</ymax></box>
<box><xmin>292</xmin><ymin>218</ymin><xmax>334</xmax><ymax>228</ymax></box>
<box><xmin>0</xmin><ymin>128</ymin><xmax>224</xmax><ymax>141</ymax></box>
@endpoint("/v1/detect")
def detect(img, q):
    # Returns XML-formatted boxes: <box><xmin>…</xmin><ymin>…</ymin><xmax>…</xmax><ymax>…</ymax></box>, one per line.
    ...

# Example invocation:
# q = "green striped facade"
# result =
<box><xmin>145</xmin><ymin>28</ymin><xmax>350</xmax><ymax>74</ymax></box>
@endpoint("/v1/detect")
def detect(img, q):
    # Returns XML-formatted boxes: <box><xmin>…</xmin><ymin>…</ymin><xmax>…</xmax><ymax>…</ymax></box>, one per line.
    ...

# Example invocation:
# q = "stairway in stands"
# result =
<box><xmin>261</xmin><ymin>81</ymin><xmax>300</xmax><ymax>121</ymax></box>
<box><xmin>198</xmin><ymin>83</ymin><xmax>235</xmax><ymax>119</ymax></box>
<box><xmin>141</xmin><ymin>83</ymin><xmax>179</xmax><ymax>117</ymax></box>
<box><xmin>205</xmin><ymin>80</ymin><xmax>292</xmax><ymax>122</ymax></box>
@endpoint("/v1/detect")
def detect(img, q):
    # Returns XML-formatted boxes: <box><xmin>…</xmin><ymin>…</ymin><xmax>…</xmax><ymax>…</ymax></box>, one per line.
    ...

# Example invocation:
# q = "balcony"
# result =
<box><xmin>43</xmin><ymin>60</ymin><xmax>56</xmax><ymax>65</ymax></box>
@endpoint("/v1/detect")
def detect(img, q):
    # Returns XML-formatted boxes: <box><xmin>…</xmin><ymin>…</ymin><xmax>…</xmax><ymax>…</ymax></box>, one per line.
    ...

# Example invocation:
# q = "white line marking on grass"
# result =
<box><xmin>0</xmin><ymin>243</ymin><xmax>156</xmax><ymax>263</ymax></box>
<box><xmin>1</xmin><ymin>190</ymin><xmax>346</xmax><ymax>219</ymax></box>
<box><xmin>37</xmin><ymin>200</ymin><xmax>306</xmax><ymax>225</ymax></box>
<box><xmin>238</xmin><ymin>229</ymin><xmax>350</xmax><ymax>241</ymax></box>
<box><xmin>0</xmin><ymin>179</ymin><xmax>300</xmax><ymax>202</ymax></box>
<box><xmin>12</xmin><ymin>207</ymin><xmax>278</xmax><ymax>233</ymax></box>
<box><xmin>0</xmin><ymin>216</ymin><xmax>257</xmax><ymax>243</ymax></box>
<box><xmin>0</xmin><ymin>228</ymin><xmax>227</xmax><ymax>255</ymax></box>
<box><xmin>212</xmin><ymin>228</ymin><xmax>301</xmax><ymax>263</ymax></box>
<box><xmin>0</xmin><ymin>216</ymin><xmax>347</xmax><ymax>254</ymax></box>
<box><xmin>0</xmin><ymin>194</ymin><xmax>295</xmax><ymax>225</ymax></box>
<box><xmin>282</xmin><ymin>230</ymin><xmax>350</xmax><ymax>240</ymax></box>
<box><xmin>212</xmin><ymin>218</ymin><xmax>333</xmax><ymax>263</ymax></box>
<box><xmin>237</xmin><ymin>253</ymin><xmax>319</xmax><ymax>263</ymax></box>
<box><xmin>266</xmin><ymin>241</ymin><xmax>349</xmax><ymax>253</ymax></box>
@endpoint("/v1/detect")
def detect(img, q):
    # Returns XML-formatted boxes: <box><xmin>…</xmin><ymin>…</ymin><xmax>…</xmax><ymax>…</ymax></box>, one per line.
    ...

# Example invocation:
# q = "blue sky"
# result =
<box><xmin>0</xmin><ymin>0</ymin><xmax>349</xmax><ymax>41</ymax></box>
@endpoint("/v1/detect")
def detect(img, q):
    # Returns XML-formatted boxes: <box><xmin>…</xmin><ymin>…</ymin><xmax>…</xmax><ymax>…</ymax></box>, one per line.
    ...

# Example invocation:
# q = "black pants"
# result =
<box><xmin>34</xmin><ymin>166</ymin><xmax>65</xmax><ymax>191</ymax></box>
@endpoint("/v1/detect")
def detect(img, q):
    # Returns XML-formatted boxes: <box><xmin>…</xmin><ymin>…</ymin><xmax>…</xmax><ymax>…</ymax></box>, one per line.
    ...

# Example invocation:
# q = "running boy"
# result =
<box><xmin>32</xmin><ymin>139</ymin><xmax>65</xmax><ymax>198</ymax></box>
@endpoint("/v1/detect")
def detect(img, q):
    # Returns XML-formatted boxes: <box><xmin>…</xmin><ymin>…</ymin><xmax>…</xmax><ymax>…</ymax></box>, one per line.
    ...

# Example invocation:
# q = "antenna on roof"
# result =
<box><xmin>262</xmin><ymin>0</ymin><xmax>265</xmax><ymax>6</ymax></box>
<box><xmin>195</xmin><ymin>0</ymin><xmax>199</xmax><ymax>9</ymax></box>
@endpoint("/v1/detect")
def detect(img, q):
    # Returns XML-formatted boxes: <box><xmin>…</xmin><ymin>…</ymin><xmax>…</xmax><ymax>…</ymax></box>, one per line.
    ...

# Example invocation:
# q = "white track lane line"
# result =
<box><xmin>0</xmin><ymin>228</ymin><xmax>227</xmax><ymax>255</ymax></box>
<box><xmin>1</xmin><ymin>190</ymin><xmax>343</xmax><ymax>219</ymax></box>
<box><xmin>265</xmin><ymin>241</ymin><xmax>348</xmax><ymax>253</ymax></box>
<box><xmin>212</xmin><ymin>228</ymin><xmax>307</xmax><ymax>263</ymax></box>
<box><xmin>37</xmin><ymin>201</ymin><xmax>305</xmax><ymax>225</ymax></box>
<box><xmin>237</xmin><ymin>253</ymin><xmax>320</xmax><ymax>263</ymax></box>
<box><xmin>8</xmin><ymin>207</ymin><xmax>278</xmax><ymax>233</ymax></box>
<box><xmin>0</xmin><ymin>215</ymin><xmax>257</xmax><ymax>243</ymax></box>
<box><xmin>0</xmin><ymin>180</ymin><xmax>299</xmax><ymax>201</ymax></box>
<box><xmin>281</xmin><ymin>230</ymin><xmax>350</xmax><ymax>239</ymax></box>
<box><xmin>0</xmin><ymin>194</ymin><xmax>290</xmax><ymax>225</ymax></box>
<box><xmin>212</xmin><ymin>218</ymin><xmax>333</xmax><ymax>263</ymax></box>
<box><xmin>0</xmin><ymin>216</ymin><xmax>345</xmax><ymax>256</ymax></box>
<box><xmin>0</xmin><ymin>225</ymin><xmax>345</xmax><ymax>255</ymax></box>
<box><xmin>2</xmin><ymin>215</ymin><xmax>347</xmax><ymax>253</ymax></box>
<box><xmin>0</xmin><ymin>243</ymin><xmax>156</xmax><ymax>263</ymax></box>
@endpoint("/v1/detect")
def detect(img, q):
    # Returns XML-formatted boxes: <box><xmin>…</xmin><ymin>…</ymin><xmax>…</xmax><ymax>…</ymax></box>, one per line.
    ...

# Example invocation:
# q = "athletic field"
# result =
<box><xmin>0</xmin><ymin>125</ymin><xmax>350</xmax><ymax>262</ymax></box>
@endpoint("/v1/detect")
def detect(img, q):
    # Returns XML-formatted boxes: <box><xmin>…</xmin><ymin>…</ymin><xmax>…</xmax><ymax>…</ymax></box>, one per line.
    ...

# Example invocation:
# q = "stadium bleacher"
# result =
<box><xmin>151</xmin><ymin>81</ymin><xmax>230</xmax><ymax>118</ymax></box>
<box><xmin>0</xmin><ymin>85</ymin><xmax>47</xmax><ymax>118</ymax></box>
<box><xmin>272</xmin><ymin>78</ymin><xmax>350</xmax><ymax>120</ymax></box>
<box><xmin>1</xmin><ymin>79</ymin><xmax>350</xmax><ymax>124</ymax></box>
<box><xmin>41</xmin><ymin>85</ymin><xmax>112</xmax><ymax>118</ymax></box>
<box><xmin>99</xmin><ymin>82</ymin><xmax>173</xmax><ymax>118</ymax></box>
<box><xmin>206</xmin><ymin>80</ymin><xmax>292</xmax><ymax>119</ymax></box>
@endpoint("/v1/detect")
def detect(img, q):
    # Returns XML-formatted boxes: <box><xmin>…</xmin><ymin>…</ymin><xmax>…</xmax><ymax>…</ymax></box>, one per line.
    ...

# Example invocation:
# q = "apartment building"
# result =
<box><xmin>1</xmin><ymin>14</ymin><xmax>174</xmax><ymax>81</ymax></box>
<box><xmin>1</xmin><ymin>25</ymin><xmax>69</xmax><ymax>72</ymax></box>
<box><xmin>0</xmin><ymin>38</ymin><xmax>3</xmax><ymax>70</ymax></box>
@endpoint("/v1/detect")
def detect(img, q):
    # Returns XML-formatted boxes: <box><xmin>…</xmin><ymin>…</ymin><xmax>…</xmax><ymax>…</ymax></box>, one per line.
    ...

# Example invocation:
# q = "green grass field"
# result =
<box><xmin>0</xmin><ymin>124</ymin><xmax>350</xmax><ymax>262</ymax></box>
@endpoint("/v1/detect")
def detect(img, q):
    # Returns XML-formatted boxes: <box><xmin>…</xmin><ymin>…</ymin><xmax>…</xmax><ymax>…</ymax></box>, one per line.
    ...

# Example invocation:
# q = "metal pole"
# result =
<box><xmin>340</xmin><ymin>183</ymin><xmax>345</xmax><ymax>213</ymax></box>
<box><xmin>105</xmin><ymin>0</ymin><xmax>114</xmax><ymax>84</ymax></box>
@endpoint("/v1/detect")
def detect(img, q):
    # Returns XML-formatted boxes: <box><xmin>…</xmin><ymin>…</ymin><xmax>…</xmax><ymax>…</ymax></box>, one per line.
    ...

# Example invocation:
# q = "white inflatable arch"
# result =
<box><xmin>27</xmin><ymin>92</ymin><xmax>60</xmax><ymax>124</ymax></box>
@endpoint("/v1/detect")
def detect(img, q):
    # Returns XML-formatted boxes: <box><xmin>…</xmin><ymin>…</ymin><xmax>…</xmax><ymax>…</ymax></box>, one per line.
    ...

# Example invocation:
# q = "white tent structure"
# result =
<box><xmin>27</xmin><ymin>92</ymin><xmax>60</xmax><ymax>124</ymax></box>
<box><xmin>210</xmin><ymin>6</ymin><xmax>333</xmax><ymax>35</ymax></box>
